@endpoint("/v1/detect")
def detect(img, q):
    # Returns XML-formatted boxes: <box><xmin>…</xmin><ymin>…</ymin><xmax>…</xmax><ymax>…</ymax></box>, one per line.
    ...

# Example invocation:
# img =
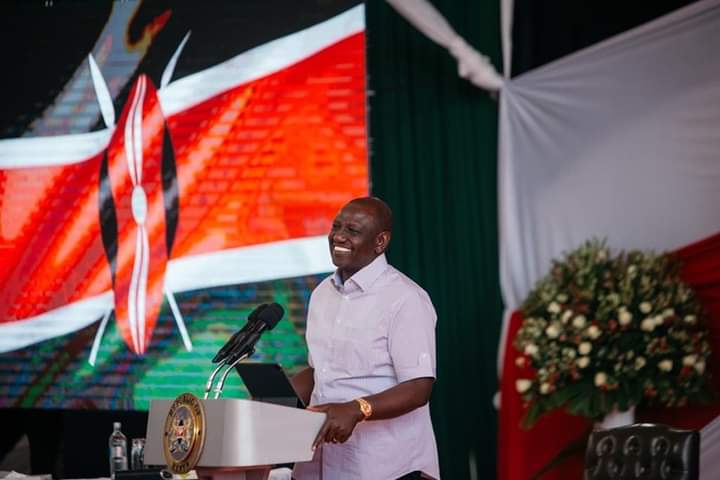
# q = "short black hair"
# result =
<box><xmin>348</xmin><ymin>196</ymin><xmax>393</xmax><ymax>232</ymax></box>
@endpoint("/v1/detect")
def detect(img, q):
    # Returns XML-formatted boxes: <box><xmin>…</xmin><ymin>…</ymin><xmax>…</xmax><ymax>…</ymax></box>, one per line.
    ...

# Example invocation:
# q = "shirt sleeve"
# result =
<box><xmin>388</xmin><ymin>289</ymin><xmax>437</xmax><ymax>383</ymax></box>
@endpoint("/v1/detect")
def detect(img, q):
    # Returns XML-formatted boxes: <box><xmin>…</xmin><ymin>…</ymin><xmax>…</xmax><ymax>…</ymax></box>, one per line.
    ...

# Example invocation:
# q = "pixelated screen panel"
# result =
<box><xmin>0</xmin><ymin>1</ymin><xmax>366</xmax><ymax>410</ymax></box>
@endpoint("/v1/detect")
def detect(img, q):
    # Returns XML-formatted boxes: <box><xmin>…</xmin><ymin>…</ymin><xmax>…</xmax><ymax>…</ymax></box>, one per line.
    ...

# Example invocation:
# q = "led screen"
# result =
<box><xmin>0</xmin><ymin>0</ymin><xmax>367</xmax><ymax>410</ymax></box>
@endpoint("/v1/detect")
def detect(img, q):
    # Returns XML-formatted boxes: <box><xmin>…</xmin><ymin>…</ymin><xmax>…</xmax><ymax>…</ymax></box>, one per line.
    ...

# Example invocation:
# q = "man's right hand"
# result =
<box><xmin>308</xmin><ymin>401</ymin><xmax>365</xmax><ymax>449</ymax></box>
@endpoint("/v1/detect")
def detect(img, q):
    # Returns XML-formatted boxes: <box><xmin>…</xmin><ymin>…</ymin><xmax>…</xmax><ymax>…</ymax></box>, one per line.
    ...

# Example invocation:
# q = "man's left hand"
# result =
<box><xmin>308</xmin><ymin>401</ymin><xmax>364</xmax><ymax>449</ymax></box>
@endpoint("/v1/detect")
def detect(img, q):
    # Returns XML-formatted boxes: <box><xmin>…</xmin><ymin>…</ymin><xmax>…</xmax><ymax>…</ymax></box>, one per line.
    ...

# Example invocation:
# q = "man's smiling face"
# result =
<box><xmin>328</xmin><ymin>200</ymin><xmax>389</xmax><ymax>282</ymax></box>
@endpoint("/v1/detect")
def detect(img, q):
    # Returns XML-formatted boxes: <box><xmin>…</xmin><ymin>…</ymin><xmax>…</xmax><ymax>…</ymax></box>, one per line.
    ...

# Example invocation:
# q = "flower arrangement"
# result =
<box><xmin>513</xmin><ymin>239</ymin><xmax>713</xmax><ymax>427</ymax></box>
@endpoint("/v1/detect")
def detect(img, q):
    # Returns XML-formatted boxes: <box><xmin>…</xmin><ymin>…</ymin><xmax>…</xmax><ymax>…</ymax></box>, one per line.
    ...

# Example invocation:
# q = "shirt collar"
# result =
<box><xmin>332</xmin><ymin>254</ymin><xmax>388</xmax><ymax>293</ymax></box>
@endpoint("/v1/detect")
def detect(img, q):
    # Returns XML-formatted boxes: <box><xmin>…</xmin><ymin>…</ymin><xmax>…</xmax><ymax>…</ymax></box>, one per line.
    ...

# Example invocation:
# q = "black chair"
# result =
<box><xmin>584</xmin><ymin>423</ymin><xmax>699</xmax><ymax>480</ymax></box>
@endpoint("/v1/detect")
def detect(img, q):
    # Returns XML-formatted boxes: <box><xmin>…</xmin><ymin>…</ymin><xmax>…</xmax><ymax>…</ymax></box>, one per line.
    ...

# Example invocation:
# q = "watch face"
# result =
<box><xmin>358</xmin><ymin>398</ymin><xmax>371</xmax><ymax>418</ymax></box>
<box><xmin>163</xmin><ymin>393</ymin><xmax>206</xmax><ymax>473</ymax></box>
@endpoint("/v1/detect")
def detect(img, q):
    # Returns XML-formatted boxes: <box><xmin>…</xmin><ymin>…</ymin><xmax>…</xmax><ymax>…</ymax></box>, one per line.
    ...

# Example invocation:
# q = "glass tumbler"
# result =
<box><xmin>131</xmin><ymin>438</ymin><xmax>146</xmax><ymax>470</ymax></box>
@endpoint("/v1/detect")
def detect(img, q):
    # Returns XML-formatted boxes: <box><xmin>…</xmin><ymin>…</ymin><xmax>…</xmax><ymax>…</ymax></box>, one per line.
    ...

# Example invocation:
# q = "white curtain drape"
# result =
<box><xmin>382</xmin><ymin>0</ymin><xmax>720</xmax><ymax>382</ymax></box>
<box><xmin>385</xmin><ymin>0</ymin><xmax>504</xmax><ymax>90</ymax></box>
<box><xmin>500</xmin><ymin>0</ymin><xmax>513</xmax><ymax>78</ymax></box>
<box><xmin>497</xmin><ymin>0</ymin><xmax>720</xmax><ymax>367</ymax></box>
<box><xmin>701</xmin><ymin>414</ymin><xmax>720</xmax><ymax>479</ymax></box>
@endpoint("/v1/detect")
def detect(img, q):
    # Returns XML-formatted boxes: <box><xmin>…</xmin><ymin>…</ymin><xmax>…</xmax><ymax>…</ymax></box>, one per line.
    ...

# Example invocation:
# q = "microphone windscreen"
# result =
<box><xmin>257</xmin><ymin>302</ymin><xmax>284</xmax><ymax>330</ymax></box>
<box><xmin>211</xmin><ymin>303</ymin><xmax>269</xmax><ymax>363</ymax></box>
<box><xmin>248</xmin><ymin>303</ymin><xmax>268</xmax><ymax>321</ymax></box>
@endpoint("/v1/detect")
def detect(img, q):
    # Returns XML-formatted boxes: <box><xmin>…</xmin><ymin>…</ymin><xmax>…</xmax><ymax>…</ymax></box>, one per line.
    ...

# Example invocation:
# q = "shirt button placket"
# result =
<box><xmin>336</xmin><ymin>294</ymin><xmax>350</xmax><ymax>324</ymax></box>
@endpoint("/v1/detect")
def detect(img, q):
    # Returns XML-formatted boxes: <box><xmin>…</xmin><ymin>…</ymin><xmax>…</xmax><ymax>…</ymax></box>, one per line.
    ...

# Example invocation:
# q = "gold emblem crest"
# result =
<box><xmin>163</xmin><ymin>393</ymin><xmax>206</xmax><ymax>473</ymax></box>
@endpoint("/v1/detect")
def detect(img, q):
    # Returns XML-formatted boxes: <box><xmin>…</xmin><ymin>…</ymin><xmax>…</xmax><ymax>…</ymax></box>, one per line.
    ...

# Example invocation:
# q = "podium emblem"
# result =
<box><xmin>163</xmin><ymin>393</ymin><xmax>206</xmax><ymax>473</ymax></box>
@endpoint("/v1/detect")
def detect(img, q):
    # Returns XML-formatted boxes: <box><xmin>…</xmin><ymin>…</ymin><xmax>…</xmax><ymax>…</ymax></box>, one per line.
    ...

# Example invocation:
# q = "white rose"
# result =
<box><xmin>606</xmin><ymin>293</ymin><xmax>620</xmax><ymax>305</ymax></box>
<box><xmin>561</xmin><ymin>310</ymin><xmax>573</xmax><ymax>324</ymax></box>
<box><xmin>516</xmin><ymin>379</ymin><xmax>532</xmax><ymax>393</ymax></box>
<box><xmin>556</xmin><ymin>293</ymin><xmax>569</xmax><ymax>303</ymax></box>
<box><xmin>572</xmin><ymin>315</ymin><xmax>587</xmax><ymax>329</ymax></box>
<box><xmin>524</xmin><ymin>343</ymin><xmax>539</xmax><ymax>356</ymax></box>
<box><xmin>540</xmin><ymin>382</ymin><xmax>552</xmax><ymax>395</ymax></box>
<box><xmin>545</xmin><ymin>324</ymin><xmax>560</xmax><ymax>339</ymax></box>
<box><xmin>594</xmin><ymin>372</ymin><xmax>608</xmax><ymax>387</ymax></box>
<box><xmin>628</xmin><ymin>264</ymin><xmax>638</xmax><ymax>276</ymax></box>
<box><xmin>695</xmin><ymin>360</ymin><xmax>706</xmax><ymax>375</ymax></box>
<box><xmin>662</xmin><ymin>308</ymin><xmax>675</xmax><ymax>318</ymax></box>
<box><xmin>683</xmin><ymin>354</ymin><xmax>697</xmax><ymax>367</ymax></box>
<box><xmin>640</xmin><ymin>318</ymin><xmax>656</xmax><ymax>332</ymax></box>
<box><xmin>634</xmin><ymin>356</ymin><xmax>646</xmax><ymax>370</ymax></box>
<box><xmin>653</xmin><ymin>315</ymin><xmax>664</xmax><ymax>327</ymax></box>
<box><xmin>684</xmin><ymin>315</ymin><xmax>697</xmax><ymax>325</ymax></box>
<box><xmin>658</xmin><ymin>359</ymin><xmax>673</xmax><ymax>372</ymax></box>
<box><xmin>619</xmin><ymin>310</ymin><xmax>633</xmax><ymax>326</ymax></box>
<box><xmin>548</xmin><ymin>302</ymin><xmax>561</xmax><ymax>314</ymax></box>
<box><xmin>596</xmin><ymin>249</ymin><xmax>608</xmax><ymax>261</ymax></box>
<box><xmin>639</xmin><ymin>302</ymin><xmax>653</xmax><ymax>314</ymax></box>
<box><xmin>578</xmin><ymin>342</ymin><xmax>592</xmax><ymax>355</ymax></box>
<box><xmin>577</xmin><ymin>356</ymin><xmax>590</xmax><ymax>369</ymax></box>
<box><xmin>565</xmin><ymin>348</ymin><xmax>577</xmax><ymax>359</ymax></box>
<box><xmin>587</xmin><ymin>325</ymin><xmax>601</xmax><ymax>339</ymax></box>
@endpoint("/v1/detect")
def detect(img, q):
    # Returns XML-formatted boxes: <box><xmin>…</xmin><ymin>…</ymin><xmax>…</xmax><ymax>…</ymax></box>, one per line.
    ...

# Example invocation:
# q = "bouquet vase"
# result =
<box><xmin>595</xmin><ymin>406</ymin><xmax>635</xmax><ymax>430</ymax></box>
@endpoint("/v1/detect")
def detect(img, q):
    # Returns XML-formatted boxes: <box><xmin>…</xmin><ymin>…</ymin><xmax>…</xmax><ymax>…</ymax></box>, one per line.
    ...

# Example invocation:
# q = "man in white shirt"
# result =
<box><xmin>292</xmin><ymin>197</ymin><xmax>440</xmax><ymax>480</ymax></box>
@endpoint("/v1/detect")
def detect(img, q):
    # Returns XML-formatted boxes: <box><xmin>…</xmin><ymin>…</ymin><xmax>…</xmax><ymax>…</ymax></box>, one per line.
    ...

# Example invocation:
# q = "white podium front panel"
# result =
<box><xmin>145</xmin><ymin>398</ymin><xmax>325</xmax><ymax>468</ymax></box>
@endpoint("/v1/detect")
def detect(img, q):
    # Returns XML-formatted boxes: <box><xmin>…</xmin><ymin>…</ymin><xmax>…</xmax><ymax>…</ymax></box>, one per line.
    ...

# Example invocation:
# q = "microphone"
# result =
<box><xmin>204</xmin><ymin>302</ymin><xmax>285</xmax><ymax>399</ymax></box>
<box><xmin>224</xmin><ymin>302</ymin><xmax>284</xmax><ymax>364</ymax></box>
<box><xmin>212</xmin><ymin>304</ymin><xmax>269</xmax><ymax>364</ymax></box>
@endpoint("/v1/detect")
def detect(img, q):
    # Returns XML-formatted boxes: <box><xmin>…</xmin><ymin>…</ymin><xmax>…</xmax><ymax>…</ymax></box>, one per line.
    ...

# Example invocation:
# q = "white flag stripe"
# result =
<box><xmin>0</xmin><ymin>292</ymin><xmax>114</xmax><ymax>354</ymax></box>
<box><xmin>163</xmin><ymin>235</ymin><xmax>334</xmax><ymax>293</ymax></box>
<box><xmin>138</xmin><ymin>224</ymin><xmax>150</xmax><ymax>353</ymax></box>
<box><xmin>124</xmin><ymin>79</ymin><xmax>142</xmax><ymax>185</ymax></box>
<box><xmin>0</xmin><ymin>130</ymin><xmax>112</xmax><ymax>168</ymax></box>
<box><xmin>158</xmin><ymin>5</ymin><xmax>364</xmax><ymax>116</ymax></box>
<box><xmin>133</xmin><ymin>77</ymin><xmax>146</xmax><ymax>185</ymax></box>
<box><xmin>0</xmin><ymin>235</ymin><xmax>334</xmax><ymax>353</ymax></box>
<box><xmin>128</xmin><ymin>226</ymin><xmax>143</xmax><ymax>353</ymax></box>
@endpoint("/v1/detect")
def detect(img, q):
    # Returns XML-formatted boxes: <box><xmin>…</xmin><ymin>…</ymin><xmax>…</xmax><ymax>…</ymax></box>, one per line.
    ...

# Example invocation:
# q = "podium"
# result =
<box><xmin>145</xmin><ymin>398</ymin><xmax>325</xmax><ymax>480</ymax></box>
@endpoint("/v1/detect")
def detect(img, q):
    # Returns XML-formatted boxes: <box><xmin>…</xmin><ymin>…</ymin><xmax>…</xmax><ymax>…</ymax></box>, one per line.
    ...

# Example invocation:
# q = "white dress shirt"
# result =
<box><xmin>294</xmin><ymin>254</ymin><xmax>440</xmax><ymax>480</ymax></box>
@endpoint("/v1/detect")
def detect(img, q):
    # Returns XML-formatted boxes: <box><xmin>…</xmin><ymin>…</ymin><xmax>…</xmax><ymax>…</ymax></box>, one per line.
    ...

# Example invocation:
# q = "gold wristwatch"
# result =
<box><xmin>355</xmin><ymin>397</ymin><xmax>372</xmax><ymax>421</ymax></box>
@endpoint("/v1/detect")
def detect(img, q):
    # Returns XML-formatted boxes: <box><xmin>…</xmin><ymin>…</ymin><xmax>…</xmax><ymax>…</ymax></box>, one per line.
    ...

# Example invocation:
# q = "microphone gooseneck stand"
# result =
<box><xmin>203</xmin><ymin>349</ymin><xmax>254</xmax><ymax>399</ymax></box>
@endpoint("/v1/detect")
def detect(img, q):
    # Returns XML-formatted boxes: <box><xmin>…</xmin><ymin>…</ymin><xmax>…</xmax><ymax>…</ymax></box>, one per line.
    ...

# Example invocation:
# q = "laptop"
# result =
<box><xmin>235</xmin><ymin>362</ymin><xmax>305</xmax><ymax>408</ymax></box>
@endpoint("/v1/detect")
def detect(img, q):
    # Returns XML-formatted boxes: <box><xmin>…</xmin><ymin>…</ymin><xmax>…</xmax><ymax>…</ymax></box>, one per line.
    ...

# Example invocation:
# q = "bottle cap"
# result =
<box><xmin>113</xmin><ymin>422</ymin><xmax>121</xmax><ymax>429</ymax></box>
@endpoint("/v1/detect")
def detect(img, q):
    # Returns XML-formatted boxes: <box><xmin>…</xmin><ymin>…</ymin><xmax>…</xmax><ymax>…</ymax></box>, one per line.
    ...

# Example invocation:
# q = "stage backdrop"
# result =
<box><xmin>0</xmin><ymin>0</ymin><xmax>367</xmax><ymax>410</ymax></box>
<box><xmin>498</xmin><ymin>1</ymin><xmax>720</xmax><ymax>478</ymax></box>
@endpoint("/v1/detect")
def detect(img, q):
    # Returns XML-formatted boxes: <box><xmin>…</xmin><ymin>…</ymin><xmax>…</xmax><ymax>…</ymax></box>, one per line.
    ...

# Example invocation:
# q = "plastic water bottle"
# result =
<box><xmin>109</xmin><ymin>421</ymin><xmax>128</xmax><ymax>478</ymax></box>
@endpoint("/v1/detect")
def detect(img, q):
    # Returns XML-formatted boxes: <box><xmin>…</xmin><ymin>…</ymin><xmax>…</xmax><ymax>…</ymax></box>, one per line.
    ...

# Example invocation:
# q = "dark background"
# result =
<box><xmin>511</xmin><ymin>0</ymin><xmax>696</xmax><ymax>76</ymax></box>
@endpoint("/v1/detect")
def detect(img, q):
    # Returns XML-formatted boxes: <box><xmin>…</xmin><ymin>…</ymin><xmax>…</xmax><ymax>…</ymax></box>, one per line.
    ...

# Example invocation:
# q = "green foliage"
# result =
<box><xmin>513</xmin><ymin>239</ymin><xmax>713</xmax><ymax>427</ymax></box>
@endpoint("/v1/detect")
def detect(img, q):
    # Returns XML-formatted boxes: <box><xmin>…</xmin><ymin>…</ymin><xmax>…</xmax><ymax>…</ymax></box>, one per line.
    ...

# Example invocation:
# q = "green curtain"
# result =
<box><xmin>366</xmin><ymin>1</ymin><xmax>504</xmax><ymax>477</ymax></box>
